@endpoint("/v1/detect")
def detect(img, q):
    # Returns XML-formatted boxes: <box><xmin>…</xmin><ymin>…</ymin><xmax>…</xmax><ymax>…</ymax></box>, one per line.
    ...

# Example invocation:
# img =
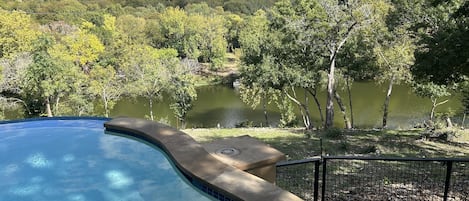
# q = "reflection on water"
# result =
<box><xmin>110</xmin><ymin>83</ymin><xmax>463</xmax><ymax>129</ymax></box>
<box><xmin>105</xmin><ymin>170</ymin><xmax>134</xmax><ymax>189</ymax></box>
<box><xmin>25</xmin><ymin>153</ymin><xmax>53</xmax><ymax>168</ymax></box>
<box><xmin>0</xmin><ymin>120</ymin><xmax>213</xmax><ymax>201</ymax></box>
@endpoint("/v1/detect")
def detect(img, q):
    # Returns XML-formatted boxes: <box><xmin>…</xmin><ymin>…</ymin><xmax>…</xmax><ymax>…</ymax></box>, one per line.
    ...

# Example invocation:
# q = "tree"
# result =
<box><xmin>89</xmin><ymin>65</ymin><xmax>122</xmax><ymax>117</ymax></box>
<box><xmin>22</xmin><ymin>35</ymin><xmax>78</xmax><ymax>117</ymax></box>
<box><xmin>239</xmin><ymin>10</ymin><xmax>293</xmax><ymax>127</ymax></box>
<box><xmin>0</xmin><ymin>9</ymin><xmax>38</xmax><ymax>59</ymax></box>
<box><xmin>169</xmin><ymin>61</ymin><xmax>198</xmax><ymax>129</ymax></box>
<box><xmin>116</xmin><ymin>14</ymin><xmax>148</xmax><ymax>45</ymax></box>
<box><xmin>408</xmin><ymin>0</ymin><xmax>468</xmax><ymax>126</ymax></box>
<box><xmin>412</xmin><ymin>0</ymin><xmax>468</xmax><ymax>85</ymax></box>
<box><xmin>34</xmin><ymin>0</ymin><xmax>87</xmax><ymax>24</ymax></box>
<box><xmin>320</xmin><ymin>0</ymin><xmax>390</xmax><ymax>129</ymax></box>
<box><xmin>192</xmin><ymin>13</ymin><xmax>227</xmax><ymax>70</ymax></box>
<box><xmin>374</xmin><ymin>36</ymin><xmax>414</xmax><ymax>128</ymax></box>
<box><xmin>0</xmin><ymin>53</ymin><xmax>32</xmax><ymax>117</ymax></box>
<box><xmin>149</xmin><ymin>6</ymin><xmax>227</xmax><ymax>68</ymax></box>
<box><xmin>413</xmin><ymin>82</ymin><xmax>451</xmax><ymax>121</ymax></box>
<box><xmin>239</xmin><ymin>57</ymin><xmax>283</xmax><ymax>127</ymax></box>
<box><xmin>49</xmin><ymin>23</ymin><xmax>105</xmax><ymax>73</ymax></box>
<box><xmin>268</xmin><ymin>0</ymin><xmax>389</xmax><ymax>129</ymax></box>
<box><xmin>120</xmin><ymin>45</ymin><xmax>178</xmax><ymax>120</ymax></box>
<box><xmin>224</xmin><ymin>13</ymin><xmax>244</xmax><ymax>52</ymax></box>
<box><xmin>151</xmin><ymin>7</ymin><xmax>190</xmax><ymax>57</ymax></box>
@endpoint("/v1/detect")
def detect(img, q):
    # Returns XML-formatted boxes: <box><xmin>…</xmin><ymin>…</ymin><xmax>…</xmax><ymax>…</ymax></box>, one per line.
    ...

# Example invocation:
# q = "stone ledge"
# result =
<box><xmin>203</xmin><ymin>135</ymin><xmax>286</xmax><ymax>183</ymax></box>
<box><xmin>104</xmin><ymin>117</ymin><xmax>303</xmax><ymax>201</ymax></box>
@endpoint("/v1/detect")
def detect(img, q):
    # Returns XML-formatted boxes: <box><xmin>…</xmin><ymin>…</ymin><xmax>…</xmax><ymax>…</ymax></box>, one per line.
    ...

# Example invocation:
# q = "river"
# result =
<box><xmin>109</xmin><ymin>82</ymin><xmax>463</xmax><ymax>129</ymax></box>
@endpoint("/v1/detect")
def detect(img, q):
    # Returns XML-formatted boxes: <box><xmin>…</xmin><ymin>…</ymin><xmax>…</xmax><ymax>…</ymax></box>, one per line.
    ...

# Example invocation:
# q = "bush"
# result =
<box><xmin>420</xmin><ymin>128</ymin><xmax>459</xmax><ymax>142</ymax></box>
<box><xmin>235</xmin><ymin>120</ymin><xmax>253</xmax><ymax>128</ymax></box>
<box><xmin>323</xmin><ymin>128</ymin><xmax>344</xmax><ymax>139</ymax></box>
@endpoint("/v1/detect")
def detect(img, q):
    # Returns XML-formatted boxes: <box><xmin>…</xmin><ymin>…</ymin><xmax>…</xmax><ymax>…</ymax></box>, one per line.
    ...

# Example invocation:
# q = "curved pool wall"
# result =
<box><xmin>104</xmin><ymin>117</ymin><xmax>303</xmax><ymax>201</ymax></box>
<box><xmin>0</xmin><ymin>117</ymin><xmax>215</xmax><ymax>201</ymax></box>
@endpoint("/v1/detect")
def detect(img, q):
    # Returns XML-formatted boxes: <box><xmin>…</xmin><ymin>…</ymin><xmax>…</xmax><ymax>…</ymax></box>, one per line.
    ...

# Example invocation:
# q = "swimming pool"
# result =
<box><xmin>0</xmin><ymin>118</ymin><xmax>214</xmax><ymax>201</ymax></box>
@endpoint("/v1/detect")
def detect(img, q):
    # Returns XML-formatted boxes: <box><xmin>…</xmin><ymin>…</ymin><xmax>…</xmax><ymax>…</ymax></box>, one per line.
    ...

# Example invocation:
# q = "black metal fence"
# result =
<box><xmin>276</xmin><ymin>156</ymin><xmax>469</xmax><ymax>201</ymax></box>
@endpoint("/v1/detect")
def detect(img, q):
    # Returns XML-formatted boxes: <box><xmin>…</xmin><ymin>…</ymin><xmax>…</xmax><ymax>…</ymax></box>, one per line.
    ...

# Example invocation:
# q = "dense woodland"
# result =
<box><xmin>0</xmin><ymin>0</ymin><xmax>468</xmax><ymax>129</ymax></box>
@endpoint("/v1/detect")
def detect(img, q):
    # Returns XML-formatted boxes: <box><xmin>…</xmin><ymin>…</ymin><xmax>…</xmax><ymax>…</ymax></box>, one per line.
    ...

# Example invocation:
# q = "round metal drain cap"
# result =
<box><xmin>215</xmin><ymin>147</ymin><xmax>240</xmax><ymax>156</ymax></box>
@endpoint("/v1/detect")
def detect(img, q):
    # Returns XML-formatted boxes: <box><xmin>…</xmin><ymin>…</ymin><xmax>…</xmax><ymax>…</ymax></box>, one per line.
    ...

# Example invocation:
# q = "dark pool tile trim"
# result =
<box><xmin>0</xmin><ymin>116</ymin><xmax>111</xmax><ymax>124</ymax></box>
<box><xmin>104</xmin><ymin>117</ymin><xmax>303</xmax><ymax>201</ymax></box>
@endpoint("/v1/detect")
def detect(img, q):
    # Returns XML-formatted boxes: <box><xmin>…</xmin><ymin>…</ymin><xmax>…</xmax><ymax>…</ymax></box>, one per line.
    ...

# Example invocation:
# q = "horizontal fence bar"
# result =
<box><xmin>276</xmin><ymin>157</ymin><xmax>321</xmax><ymax>167</ymax></box>
<box><xmin>323</xmin><ymin>155</ymin><xmax>469</xmax><ymax>162</ymax></box>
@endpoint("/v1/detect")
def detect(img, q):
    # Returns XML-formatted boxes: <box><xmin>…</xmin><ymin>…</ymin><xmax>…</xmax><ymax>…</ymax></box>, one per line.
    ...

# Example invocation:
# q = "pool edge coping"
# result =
<box><xmin>104</xmin><ymin>117</ymin><xmax>303</xmax><ymax>201</ymax></box>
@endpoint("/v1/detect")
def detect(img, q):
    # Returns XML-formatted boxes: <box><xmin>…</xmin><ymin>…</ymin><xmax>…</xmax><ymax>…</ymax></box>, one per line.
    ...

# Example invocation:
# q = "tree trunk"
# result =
<box><xmin>303</xmin><ymin>88</ymin><xmax>313</xmax><ymax>129</ymax></box>
<box><xmin>346</xmin><ymin>75</ymin><xmax>354</xmax><ymax>128</ymax></box>
<box><xmin>445</xmin><ymin>117</ymin><xmax>453</xmax><ymax>128</ymax></box>
<box><xmin>149</xmin><ymin>98</ymin><xmax>154</xmax><ymax>121</ymax></box>
<box><xmin>54</xmin><ymin>96</ymin><xmax>60</xmax><ymax>115</ymax></box>
<box><xmin>284</xmin><ymin>89</ymin><xmax>314</xmax><ymax>130</ymax></box>
<box><xmin>334</xmin><ymin>90</ymin><xmax>352</xmax><ymax>129</ymax></box>
<box><xmin>262</xmin><ymin>95</ymin><xmax>269</xmax><ymax>127</ymax></box>
<box><xmin>430</xmin><ymin>98</ymin><xmax>449</xmax><ymax>121</ymax></box>
<box><xmin>103</xmin><ymin>88</ymin><xmax>109</xmax><ymax>118</ymax></box>
<box><xmin>324</xmin><ymin>23</ymin><xmax>356</xmax><ymax>129</ymax></box>
<box><xmin>462</xmin><ymin>113</ymin><xmax>466</xmax><ymax>128</ymax></box>
<box><xmin>325</xmin><ymin>56</ymin><xmax>336</xmax><ymax>129</ymax></box>
<box><xmin>45</xmin><ymin>97</ymin><xmax>53</xmax><ymax>117</ymax></box>
<box><xmin>430</xmin><ymin>99</ymin><xmax>436</xmax><ymax>121</ymax></box>
<box><xmin>382</xmin><ymin>76</ymin><xmax>395</xmax><ymax>128</ymax></box>
<box><xmin>181</xmin><ymin>117</ymin><xmax>186</xmax><ymax>129</ymax></box>
<box><xmin>307</xmin><ymin>88</ymin><xmax>324</xmax><ymax>124</ymax></box>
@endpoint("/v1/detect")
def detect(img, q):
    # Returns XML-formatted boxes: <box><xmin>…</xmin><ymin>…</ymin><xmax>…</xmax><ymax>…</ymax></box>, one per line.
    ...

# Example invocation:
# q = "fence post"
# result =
<box><xmin>314</xmin><ymin>161</ymin><xmax>320</xmax><ymax>201</ymax></box>
<box><xmin>443</xmin><ymin>161</ymin><xmax>453</xmax><ymax>201</ymax></box>
<box><xmin>322</xmin><ymin>158</ymin><xmax>327</xmax><ymax>201</ymax></box>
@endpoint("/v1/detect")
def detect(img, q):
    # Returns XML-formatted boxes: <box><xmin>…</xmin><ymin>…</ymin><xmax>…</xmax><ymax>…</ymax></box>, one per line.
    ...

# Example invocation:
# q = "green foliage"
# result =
<box><xmin>276</xmin><ymin>95</ymin><xmax>297</xmax><ymax>128</ymax></box>
<box><xmin>115</xmin><ymin>14</ymin><xmax>148</xmax><ymax>45</ymax></box>
<box><xmin>413</xmin><ymin>82</ymin><xmax>451</xmax><ymax>100</ymax></box>
<box><xmin>49</xmin><ymin>26</ymin><xmax>105</xmax><ymax>72</ymax></box>
<box><xmin>238</xmin><ymin>10</ymin><xmax>270</xmax><ymax>65</ymax></box>
<box><xmin>89</xmin><ymin>65</ymin><xmax>122</xmax><ymax>117</ymax></box>
<box><xmin>34</xmin><ymin>0</ymin><xmax>87</xmax><ymax>24</ymax></box>
<box><xmin>224</xmin><ymin>13</ymin><xmax>244</xmax><ymax>52</ymax></box>
<box><xmin>401</xmin><ymin>0</ymin><xmax>468</xmax><ymax>85</ymax></box>
<box><xmin>413</xmin><ymin>82</ymin><xmax>451</xmax><ymax>120</ymax></box>
<box><xmin>374</xmin><ymin>37</ymin><xmax>415</xmax><ymax>84</ymax></box>
<box><xmin>0</xmin><ymin>0</ymin><xmax>467</xmax><ymax>130</ymax></box>
<box><xmin>119</xmin><ymin>45</ymin><xmax>178</xmax><ymax>120</ymax></box>
<box><xmin>169</xmin><ymin>75</ymin><xmax>197</xmax><ymax>129</ymax></box>
<box><xmin>22</xmin><ymin>35</ymin><xmax>79</xmax><ymax>116</ymax></box>
<box><xmin>0</xmin><ymin>9</ymin><xmax>39</xmax><ymax>59</ymax></box>
<box><xmin>150</xmin><ymin>6</ymin><xmax>226</xmax><ymax>68</ymax></box>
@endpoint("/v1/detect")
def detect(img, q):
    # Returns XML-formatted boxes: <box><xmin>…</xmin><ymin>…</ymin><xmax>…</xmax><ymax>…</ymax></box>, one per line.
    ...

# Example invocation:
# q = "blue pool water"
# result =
<box><xmin>0</xmin><ymin>119</ymin><xmax>214</xmax><ymax>201</ymax></box>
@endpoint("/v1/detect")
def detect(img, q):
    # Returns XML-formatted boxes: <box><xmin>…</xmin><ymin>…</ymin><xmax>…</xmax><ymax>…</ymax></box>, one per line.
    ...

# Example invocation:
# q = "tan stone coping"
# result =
<box><xmin>104</xmin><ymin>117</ymin><xmax>303</xmax><ymax>201</ymax></box>
<box><xmin>203</xmin><ymin>135</ymin><xmax>286</xmax><ymax>171</ymax></box>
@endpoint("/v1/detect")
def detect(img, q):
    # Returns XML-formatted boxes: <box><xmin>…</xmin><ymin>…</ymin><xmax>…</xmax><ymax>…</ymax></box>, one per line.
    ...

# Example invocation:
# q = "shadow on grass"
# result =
<box><xmin>185</xmin><ymin>127</ymin><xmax>468</xmax><ymax>200</ymax></box>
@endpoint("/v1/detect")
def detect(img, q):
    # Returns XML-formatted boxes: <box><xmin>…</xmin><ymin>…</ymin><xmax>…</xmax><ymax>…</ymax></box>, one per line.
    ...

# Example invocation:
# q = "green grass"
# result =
<box><xmin>184</xmin><ymin>127</ymin><xmax>469</xmax><ymax>200</ymax></box>
<box><xmin>183</xmin><ymin>128</ymin><xmax>469</xmax><ymax>160</ymax></box>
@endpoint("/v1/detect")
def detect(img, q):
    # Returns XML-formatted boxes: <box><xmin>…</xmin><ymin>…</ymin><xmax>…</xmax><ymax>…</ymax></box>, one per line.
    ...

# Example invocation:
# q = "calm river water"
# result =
<box><xmin>110</xmin><ymin>82</ymin><xmax>463</xmax><ymax>129</ymax></box>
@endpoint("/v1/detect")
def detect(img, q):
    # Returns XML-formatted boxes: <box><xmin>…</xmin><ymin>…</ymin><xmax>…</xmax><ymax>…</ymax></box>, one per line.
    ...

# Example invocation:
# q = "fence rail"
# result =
<box><xmin>276</xmin><ymin>156</ymin><xmax>469</xmax><ymax>201</ymax></box>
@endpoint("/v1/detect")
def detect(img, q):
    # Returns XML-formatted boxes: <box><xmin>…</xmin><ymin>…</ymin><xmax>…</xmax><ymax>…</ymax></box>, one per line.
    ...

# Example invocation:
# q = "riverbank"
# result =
<box><xmin>193</xmin><ymin>53</ymin><xmax>240</xmax><ymax>86</ymax></box>
<box><xmin>184</xmin><ymin>128</ymin><xmax>469</xmax><ymax>160</ymax></box>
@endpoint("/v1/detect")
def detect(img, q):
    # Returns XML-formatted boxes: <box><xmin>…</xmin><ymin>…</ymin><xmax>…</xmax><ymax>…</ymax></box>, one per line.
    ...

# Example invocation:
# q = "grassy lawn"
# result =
<box><xmin>185</xmin><ymin>127</ymin><xmax>469</xmax><ymax>200</ymax></box>
<box><xmin>184</xmin><ymin>128</ymin><xmax>469</xmax><ymax>160</ymax></box>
